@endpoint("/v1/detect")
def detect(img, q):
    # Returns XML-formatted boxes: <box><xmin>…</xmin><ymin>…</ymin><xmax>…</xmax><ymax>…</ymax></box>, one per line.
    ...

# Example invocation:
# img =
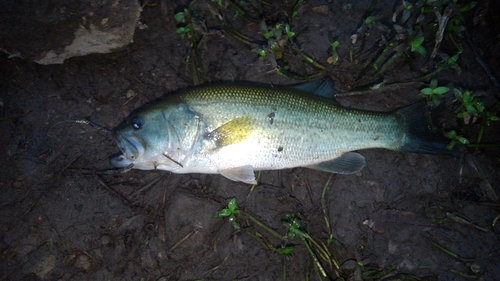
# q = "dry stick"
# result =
<box><xmin>24</xmin><ymin>188</ymin><xmax>48</xmax><ymax>215</ymax></box>
<box><xmin>97</xmin><ymin>177</ymin><xmax>132</xmax><ymax>205</ymax></box>
<box><xmin>163</xmin><ymin>153</ymin><xmax>183</xmax><ymax>168</ymax></box>
<box><xmin>130</xmin><ymin>175</ymin><xmax>164</xmax><ymax>203</ymax></box>
<box><xmin>335</xmin><ymin>81</ymin><xmax>424</xmax><ymax>97</ymax></box>
<box><xmin>429</xmin><ymin>6</ymin><xmax>453</xmax><ymax>61</ymax></box>
<box><xmin>74</xmin><ymin>117</ymin><xmax>111</xmax><ymax>133</ymax></box>
<box><xmin>465</xmin><ymin>30</ymin><xmax>500</xmax><ymax>95</ymax></box>
<box><xmin>467</xmin><ymin>154</ymin><xmax>498</xmax><ymax>200</ymax></box>
<box><xmin>445</xmin><ymin>212</ymin><xmax>489</xmax><ymax>232</ymax></box>
<box><xmin>169</xmin><ymin>229</ymin><xmax>198</xmax><ymax>252</ymax></box>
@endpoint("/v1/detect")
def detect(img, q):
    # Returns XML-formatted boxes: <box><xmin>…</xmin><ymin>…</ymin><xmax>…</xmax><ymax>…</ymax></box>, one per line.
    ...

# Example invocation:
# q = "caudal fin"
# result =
<box><xmin>395</xmin><ymin>101</ymin><xmax>458</xmax><ymax>155</ymax></box>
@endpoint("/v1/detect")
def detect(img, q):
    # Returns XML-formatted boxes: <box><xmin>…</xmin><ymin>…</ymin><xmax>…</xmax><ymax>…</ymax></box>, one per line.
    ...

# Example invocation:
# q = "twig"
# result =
<box><xmin>163</xmin><ymin>153</ymin><xmax>183</xmax><ymax>168</ymax></box>
<box><xmin>169</xmin><ymin>229</ymin><xmax>198</xmax><ymax>252</ymax></box>
<box><xmin>465</xmin><ymin>31</ymin><xmax>500</xmax><ymax>94</ymax></box>
<box><xmin>130</xmin><ymin>175</ymin><xmax>164</xmax><ymax>201</ymax></box>
<box><xmin>430</xmin><ymin>6</ymin><xmax>453</xmax><ymax>61</ymax></box>
<box><xmin>74</xmin><ymin>117</ymin><xmax>111</xmax><ymax>134</ymax></box>
<box><xmin>97</xmin><ymin>177</ymin><xmax>132</xmax><ymax>205</ymax></box>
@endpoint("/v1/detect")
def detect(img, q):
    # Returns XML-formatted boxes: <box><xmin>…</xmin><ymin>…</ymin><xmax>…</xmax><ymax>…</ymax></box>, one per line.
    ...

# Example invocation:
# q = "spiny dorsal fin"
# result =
<box><xmin>289</xmin><ymin>77</ymin><xmax>337</xmax><ymax>101</ymax></box>
<box><xmin>307</xmin><ymin>152</ymin><xmax>366</xmax><ymax>174</ymax></box>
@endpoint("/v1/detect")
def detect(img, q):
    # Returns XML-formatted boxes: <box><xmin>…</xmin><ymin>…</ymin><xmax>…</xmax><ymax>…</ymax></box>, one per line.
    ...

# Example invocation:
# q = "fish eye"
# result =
<box><xmin>131</xmin><ymin>117</ymin><xmax>142</xmax><ymax>130</ymax></box>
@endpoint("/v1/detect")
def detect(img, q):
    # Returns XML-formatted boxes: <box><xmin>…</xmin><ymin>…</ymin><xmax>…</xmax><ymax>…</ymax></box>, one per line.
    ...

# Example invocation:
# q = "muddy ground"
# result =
<box><xmin>1</xmin><ymin>0</ymin><xmax>500</xmax><ymax>280</ymax></box>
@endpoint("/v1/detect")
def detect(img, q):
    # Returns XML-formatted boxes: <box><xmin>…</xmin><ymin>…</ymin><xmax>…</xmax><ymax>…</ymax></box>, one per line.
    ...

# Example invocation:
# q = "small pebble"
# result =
<box><xmin>12</xmin><ymin>181</ymin><xmax>22</xmax><ymax>189</ymax></box>
<box><xmin>100</xmin><ymin>234</ymin><xmax>111</xmax><ymax>245</ymax></box>
<box><xmin>126</xmin><ymin>89</ymin><xmax>135</xmax><ymax>98</ymax></box>
<box><xmin>75</xmin><ymin>254</ymin><xmax>92</xmax><ymax>271</ymax></box>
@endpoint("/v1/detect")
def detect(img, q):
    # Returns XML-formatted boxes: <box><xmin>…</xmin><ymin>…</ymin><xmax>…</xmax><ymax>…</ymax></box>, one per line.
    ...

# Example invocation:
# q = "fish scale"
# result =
<box><xmin>182</xmin><ymin>85</ymin><xmax>400</xmax><ymax>166</ymax></box>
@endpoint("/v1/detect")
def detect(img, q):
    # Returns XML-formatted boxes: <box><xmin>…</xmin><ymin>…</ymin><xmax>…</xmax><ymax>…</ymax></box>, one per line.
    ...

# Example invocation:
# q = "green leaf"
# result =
<box><xmin>446</xmin><ymin>140</ymin><xmax>457</xmax><ymax>150</ymax></box>
<box><xmin>433</xmin><ymin>86</ymin><xmax>450</xmax><ymax>95</ymax></box>
<box><xmin>365</xmin><ymin>16</ymin><xmax>376</xmax><ymax>25</ymax></box>
<box><xmin>420</xmin><ymin>88</ymin><xmax>433</xmax><ymax>95</ymax></box>
<box><xmin>462</xmin><ymin>90</ymin><xmax>472</xmax><ymax>102</ymax></box>
<box><xmin>457</xmin><ymin>136</ymin><xmax>470</xmax><ymax>145</ymax></box>
<box><xmin>445</xmin><ymin>130</ymin><xmax>457</xmax><ymax>139</ymax></box>
<box><xmin>431</xmin><ymin>96</ymin><xmax>442</xmax><ymax>106</ymax></box>
<box><xmin>416</xmin><ymin>45</ymin><xmax>426</xmax><ymax>55</ymax></box>
<box><xmin>466</xmin><ymin>105</ymin><xmax>477</xmax><ymax>114</ymax></box>
<box><xmin>490</xmin><ymin>116</ymin><xmax>499</xmax><ymax>121</ymax></box>
<box><xmin>217</xmin><ymin>0</ymin><xmax>223</xmax><ymax>6</ymax></box>
<box><xmin>262</xmin><ymin>31</ymin><xmax>274</xmax><ymax>39</ymax></box>
<box><xmin>448</xmin><ymin>54</ymin><xmax>459</xmax><ymax>64</ymax></box>
<box><xmin>430</xmin><ymin>79</ymin><xmax>438</xmax><ymax>89</ymax></box>
<box><xmin>174</xmin><ymin>12</ymin><xmax>186</xmax><ymax>23</ymax></box>
<box><xmin>227</xmin><ymin>198</ymin><xmax>237</xmax><ymax>211</ymax></box>
<box><xmin>459</xmin><ymin>1</ymin><xmax>477</xmax><ymax>12</ymax></box>
<box><xmin>277</xmin><ymin>247</ymin><xmax>294</xmax><ymax>255</ymax></box>
<box><xmin>285</xmin><ymin>24</ymin><xmax>295</xmax><ymax>38</ymax></box>
<box><xmin>218</xmin><ymin>209</ymin><xmax>232</xmax><ymax>217</ymax></box>
<box><xmin>413</xmin><ymin>36</ymin><xmax>424</xmax><ymax>47</ymax></box>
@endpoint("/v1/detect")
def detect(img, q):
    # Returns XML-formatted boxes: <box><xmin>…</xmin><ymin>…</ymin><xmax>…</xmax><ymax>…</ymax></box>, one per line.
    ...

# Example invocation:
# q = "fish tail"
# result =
<box><xmin>395</xmin><ymin>100</ymin><xmax>457</xmax><ymax>155</ymax></box>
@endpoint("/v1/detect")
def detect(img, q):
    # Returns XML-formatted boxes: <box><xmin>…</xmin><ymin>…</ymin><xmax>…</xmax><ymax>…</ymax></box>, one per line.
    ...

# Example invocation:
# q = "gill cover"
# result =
<box><xmin>111</xmin><ymin>101</ymin><xmax>203</xmax><ymax>170</ymax></box>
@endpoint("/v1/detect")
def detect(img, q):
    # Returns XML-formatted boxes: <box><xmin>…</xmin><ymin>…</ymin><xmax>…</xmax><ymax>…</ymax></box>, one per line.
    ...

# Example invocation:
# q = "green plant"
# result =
<box><xmin>174</xmin><ymin>7</ymin><xmax>205</xmax><ymax>85</ymax></box>
<box><xmin>420</xmin><ymin>79</ymin><xmax>449</xmax><ymax>106</ymax></box>
<box><xmin>476</xmin><ymin>110</ymin><xmax>499</xmax><ymax>144</ymax></box>
<box><xmin>364</xmin><ymin>16</ymin><xmax>377</xmax><ymax>26</ymax></box>
<box><xmin>281</xmin><ymin>212</ymin><xmax>340</xmax><ymax>279</ymax></box>
<box><xmin>327</xmin><ymin>41</ymin><xmax>340</xmax><ymax>65</ymax></box>
<box><xmin>410</xmin><ymin>36</ymin><xmax>426</xmax><ymax>55</ymax></box>
<box><xmin>211</xmin><ymin>0</ymin><xmax>223</xmax><ymax>7</ymax></box>
<box><xmin>444</xmin><ymin>130</ymin><xmax>469</xmax><ymax>150</ymax></box>
<box><xmin>216</xmin><ymin>198</ymin><xmax>241</xmax><ymax>230</ymax></box>
<box><xmin>454</xmin><ymin>89</ymin><xmax>485</xmax><ymax>119</ymax></box>
<box><xmin>447</xmin><ymin>88</ymin><xmax>499</xmax><ymax>147</ymax></box>
<box><xmin>284</xmin><ymin>24</ymin><xmax>295</xmax><ymax>42</ymax></box>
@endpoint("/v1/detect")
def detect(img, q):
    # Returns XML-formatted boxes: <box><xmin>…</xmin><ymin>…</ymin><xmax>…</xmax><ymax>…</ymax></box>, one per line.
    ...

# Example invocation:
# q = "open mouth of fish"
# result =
<box><xmin>109</xmin><ymin>134</ymin><xmax>145</xmax><ymax>167</ymax></box>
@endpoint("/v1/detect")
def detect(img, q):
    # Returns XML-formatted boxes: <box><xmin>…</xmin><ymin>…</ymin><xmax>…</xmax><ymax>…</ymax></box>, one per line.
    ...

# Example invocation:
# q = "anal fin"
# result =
<box><xmin>307</xmin><ymin>152</ymin><xmax>366</xmax><ymax>174</ymax></box>
<box><xmin>219</xmin><ymin>165</ymin><xmax>257</xmax><ymax>184</ymax></box>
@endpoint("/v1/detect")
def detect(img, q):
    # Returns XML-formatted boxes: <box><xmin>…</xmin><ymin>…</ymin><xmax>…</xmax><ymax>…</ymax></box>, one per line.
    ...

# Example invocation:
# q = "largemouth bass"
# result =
<box><xmin>110</xmin><ymin>78</ymin><xmax>454</xmax><ymax>184</ymax></box>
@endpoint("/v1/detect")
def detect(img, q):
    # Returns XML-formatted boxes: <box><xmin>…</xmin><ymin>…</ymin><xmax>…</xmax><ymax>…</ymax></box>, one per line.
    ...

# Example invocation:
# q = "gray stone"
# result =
<box><xmin>0</xmin><ymin>0</ymin><xmax>141</xmax><ymax>64</ymax></box>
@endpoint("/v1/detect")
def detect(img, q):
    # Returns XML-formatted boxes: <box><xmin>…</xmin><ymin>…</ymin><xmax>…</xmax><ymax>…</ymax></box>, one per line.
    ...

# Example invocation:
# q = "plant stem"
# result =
<box><xmin>243</xmin><ymin>211</ymin><xmax>283</xmax><ymax>239</ymax></box>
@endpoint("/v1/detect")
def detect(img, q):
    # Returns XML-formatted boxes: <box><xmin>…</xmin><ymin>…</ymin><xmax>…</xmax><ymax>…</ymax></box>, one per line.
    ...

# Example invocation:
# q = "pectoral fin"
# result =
<box><xmin>307</xmin><ymin>152</ymin><xmax>366</xmax><ymax>174</ymax></box>
<box><xmin>219</xmin><ymin>165</ymin><xmax>257</xmax><ymax>184</ymax></box>
<box><xmin>209</xmin><ymin>116</ymin><xmax>254</xmax><ymax>147</ymax></box>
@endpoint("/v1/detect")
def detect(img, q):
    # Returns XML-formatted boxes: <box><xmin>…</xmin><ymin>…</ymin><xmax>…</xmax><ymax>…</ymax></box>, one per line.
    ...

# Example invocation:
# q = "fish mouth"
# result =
<box><xmin>110</xmin><ymin>134</ymin><xmax>145</xmax><ymax>167</ymax></box>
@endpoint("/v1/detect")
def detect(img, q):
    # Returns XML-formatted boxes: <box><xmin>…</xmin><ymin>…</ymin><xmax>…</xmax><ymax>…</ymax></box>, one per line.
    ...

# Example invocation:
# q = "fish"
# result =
<box><xmin>110</xmin><ymin>78</ymin><xmax>455</xmax><ymax>184</ymax></box>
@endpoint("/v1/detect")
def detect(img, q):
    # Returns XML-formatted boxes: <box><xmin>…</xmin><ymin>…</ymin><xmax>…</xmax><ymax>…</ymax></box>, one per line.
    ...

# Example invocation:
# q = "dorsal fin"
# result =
<box><xmin>288</xmin><ymin>77</ymin><xmax>336</xmax><ymax>101</ymax></box>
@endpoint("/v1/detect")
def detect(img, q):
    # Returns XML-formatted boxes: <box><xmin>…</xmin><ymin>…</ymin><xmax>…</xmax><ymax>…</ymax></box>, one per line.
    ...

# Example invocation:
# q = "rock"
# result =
<box><xmin>0</xmin><ymin>0</ymin><xmax>141</xmax><ymax>65</ymax></box>
<box><xmin>312</xmin><ymin>5</ymin><xmax>329</xmax><ymax>15</ymax></box>
<box><xmin>22</xmin><ymin>246</ymin><xmax>56</xmax><ymax>279</ymax></box>
<box><xmin>75</xmin><ymin>254</ymin><xmax>93</xmax><ymax>271</ymax></box>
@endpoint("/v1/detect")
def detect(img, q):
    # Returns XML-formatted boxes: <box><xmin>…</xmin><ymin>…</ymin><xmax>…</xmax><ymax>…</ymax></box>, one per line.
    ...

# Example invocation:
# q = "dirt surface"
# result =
<box><xmin>1</xmin><ymin>1</ymin><xmax>500</xmax><ymax>280</ymax></box>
